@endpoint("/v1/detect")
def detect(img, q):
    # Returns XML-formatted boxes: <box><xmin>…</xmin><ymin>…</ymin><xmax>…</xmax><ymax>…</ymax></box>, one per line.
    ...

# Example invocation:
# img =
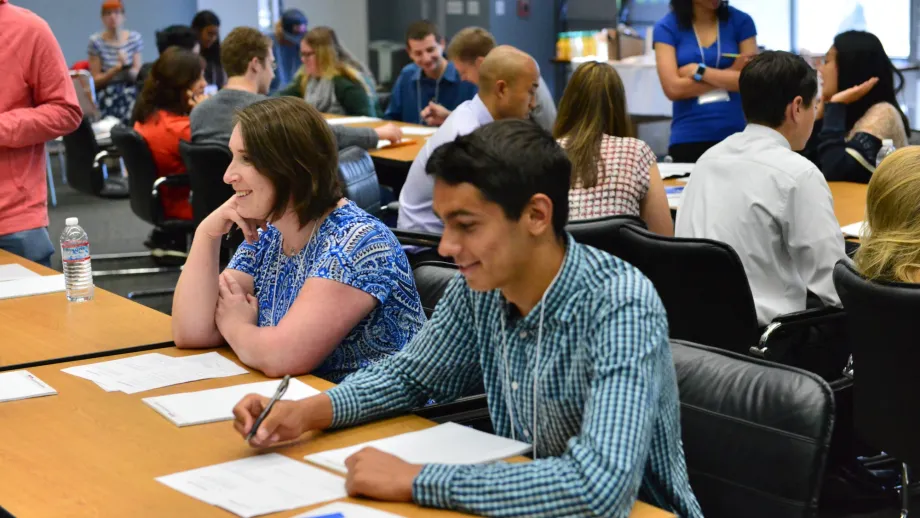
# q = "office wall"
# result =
<box><xmin>284</xmin><ymin>0</ymin><xmax>369</xmax><ymax>64</ymax></box>
<box><xmin>489</xmin><ymin>0</ymin><xmax>558</xmax><ymax>96</ymax></box>
<box><xmin>17</xmin><ymin>0</ymin><xmax>199</xmax><ymax>65</ymax></box>
<box><xmin>197</xmin><ymin>0</ymin><xmax>259</xmax><ymax>35</ymax></box>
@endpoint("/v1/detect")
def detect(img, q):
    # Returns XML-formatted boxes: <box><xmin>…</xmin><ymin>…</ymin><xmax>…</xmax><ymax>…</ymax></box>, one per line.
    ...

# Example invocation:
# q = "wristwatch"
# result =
<box><xmin>693</xmin><ymin>63</ymin><xmax>707</xmax><ymax>82</ymax></box>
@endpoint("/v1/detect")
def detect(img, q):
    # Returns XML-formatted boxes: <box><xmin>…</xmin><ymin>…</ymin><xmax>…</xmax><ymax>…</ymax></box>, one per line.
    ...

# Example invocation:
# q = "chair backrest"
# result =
<box><xmin>61</xmin><ymin>117</ymin><xmax>105</xmax><ymax>196</ymax></box>
<box><xmin>615</xmin><ymin>225</ymin><xmax>761</xmax><ymax>352</ymax></box>
<box><xmin>413</xmin><ymin>261</ymin><xmax>458</xmax><ymax>318</ymax></box>
<box><xmin>566</xmin><ymin>214</ymin><xmax>646</xmax><ymax>258</ymax></box>
<box><xmin>833</xmin><ymin>261</ymin><xmax>920</xmax><ymax>466</ymax></box>
<box><xmin>673</xmin><ymin>339</ymin><xmax>835</xmax><ymax>518</ymax></box>
<box><xmin>338</xmin><ymin>146</ymin><xmax>382</xmax><ymax>217</ymax></box>
<box><xmin>179</xmin><ymin>140</ymin><xmax>234</xmax><ymax>225</ymax></box>
<box><xmin>69</xmin><ymin>70</ymin><xmax>99</xmax><ymax>121</ymax></box>
<box><xmin>110</xmin><ymin>124</ymin><xmax>161</xmax><ymax>225</ymax></box>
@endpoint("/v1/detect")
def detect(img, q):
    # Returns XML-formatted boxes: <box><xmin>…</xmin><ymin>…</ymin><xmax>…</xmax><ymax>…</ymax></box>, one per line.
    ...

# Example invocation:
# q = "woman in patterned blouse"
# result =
<box><xmin>172</xmin><ymin>97</ymin><xmax>426</xmax><ymax>382</ymax></box>
<box><xmin>554</xmin><ymin>62</ymin><xmax>674</xmax><ymax>236</ymax></box>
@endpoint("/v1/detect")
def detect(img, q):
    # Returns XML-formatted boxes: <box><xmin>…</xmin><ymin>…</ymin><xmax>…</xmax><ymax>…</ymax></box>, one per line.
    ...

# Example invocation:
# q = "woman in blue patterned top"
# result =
<box><xmin>172</xmin><ymin>96</ymin><xmax>426</xmax><ymax>382</ymax></box>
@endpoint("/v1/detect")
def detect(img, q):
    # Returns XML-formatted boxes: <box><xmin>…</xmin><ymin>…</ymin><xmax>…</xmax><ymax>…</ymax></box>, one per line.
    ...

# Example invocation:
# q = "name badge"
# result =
<box><xmin>698</xmin><ymin>89</ymin><xmax>730</xmax><ymax>105</ymax></box>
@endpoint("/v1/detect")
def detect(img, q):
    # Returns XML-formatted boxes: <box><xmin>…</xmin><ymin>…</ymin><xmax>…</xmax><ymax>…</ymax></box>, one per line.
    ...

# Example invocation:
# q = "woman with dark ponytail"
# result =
<box><xmin>192</xmin><ymin>10</ymin><xmax>225</xmax><ymax>89</ymax></box>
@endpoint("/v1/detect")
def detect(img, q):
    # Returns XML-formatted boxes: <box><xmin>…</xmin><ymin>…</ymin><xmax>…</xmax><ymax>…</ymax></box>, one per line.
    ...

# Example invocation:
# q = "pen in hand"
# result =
<box><xmin>246</xmin><ymin>374</ymin><xmax>291</xmax><ymax>442</ymax></box>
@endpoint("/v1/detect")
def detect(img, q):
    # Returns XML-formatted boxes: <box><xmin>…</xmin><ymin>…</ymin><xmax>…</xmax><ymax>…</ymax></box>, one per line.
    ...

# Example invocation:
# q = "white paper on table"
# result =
<box><xmin>657</xmin><ymin>162</ymin><xmax>695</xmax><ymax>179</ymax></box>
<box><xmin>305</xmin><ymin>422</ymin><xmax>531</xmax><ymax>475</ymax></box>
<box><xmin>324</xmin><ymin>116</ymin><xmax>382</xmax><ymax>126</ymax></box>
<box><xmin>156</xmin><ymin>453</ymin><xmax>347</xmax><ymax>518</ymax></box>
<box><xmin>375</xmin><ymin>138</ymin><xmax>414</xmax><ymax>149</ymax></box>
<box><xmin>0</xmin><ymin>370</ymin><xmax>57</xmax><ymax>403</ymax></box>
<box><xmin>0</xmin><ymin>264</ymin><xmax>40</xmax><ymax>282</ymax></box>
<box><xmin>0</xmin><ymin>274</ymin><xmax>65</xmax><ymax>300</ymax></box>
<box><xmin>293</xmin><ymin>502</ymin><xmax>405</xmax><ymax>518</ymax></box>
<box><xmin>841</xmin><ymin>221</ymin><xmax>867</xmax><ymax>238</ymax></box>
<box><xmin>62</xmin><ymin>353</ymin><xmax>178</xmax><ymax>391</ymax></box>
<box><xmin>143</xmin><ymin>379</ymin><xmax>320</xmax><ymax>427</ymax></box>
<box><xmin>111</xmin><ymin>352</ymin><xmax>248</xmax><ymax>394</ymax></box>
<box><xmin>399</xmin><ymin>126</ymin><xmax>438</xmax><ymax>137</ymax></box>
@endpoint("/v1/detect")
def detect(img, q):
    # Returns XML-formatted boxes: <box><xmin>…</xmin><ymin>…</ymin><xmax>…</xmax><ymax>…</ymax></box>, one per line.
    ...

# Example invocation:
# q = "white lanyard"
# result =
<box><xmin>693</xmin><ymin>23</ymin><xmax>721</xmax><ymax>68</ymax></box>
<box><xmin>269</xmin><ymin>220</ymin><xmax>319</xmax><ymax>325</ymax></box>
<box><xmin>497</xmin><ymin>264</ymin><xmax>564</xmax><ymax>460</ymax></box>
<box><xmin>416</xmin><ymin>70</ymin><xmax>443</xmax><ymax>126</ymax></box>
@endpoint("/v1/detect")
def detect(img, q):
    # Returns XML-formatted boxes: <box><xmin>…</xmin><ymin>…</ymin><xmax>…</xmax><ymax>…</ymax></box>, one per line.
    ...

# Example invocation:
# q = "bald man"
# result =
<box><xmin>398</xmin><ymin>46</ymin><xmax>539</xmax><ymax>251</ymax></box>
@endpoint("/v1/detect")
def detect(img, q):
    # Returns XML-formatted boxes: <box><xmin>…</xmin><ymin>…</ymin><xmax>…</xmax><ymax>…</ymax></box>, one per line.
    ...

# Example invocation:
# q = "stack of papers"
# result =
<box><xmin>658</xmin><ymin>162</ymin><xmax>694</xmax><ymax>179</ymax></box>
<box><xmin>400</xmin><ymin>126</ymin><xmax>438</xmax><ymax>137</ymax></box>
<box><xmin>143</xmin><ymin>379</ymin><xmax>320</xmax><ymax>427</ymax></box>
<box><xmin>294</xmin><ymin>502</ymin><xmax>404</xmax><ymax>518</ymax></box>
<box><xmin>841</xmin><ymin>221</ymin><xmax>867</xmax><ymax>238</ymax></box>
<box><xmin>0</xmin><ymin>264</ymin><xmax>40</xmax><ymax>282</ymax></box>
<box><xmin>325</xmin><ymin>116</ymin><xmax>382</xmax><ymax>126</ymax></box>
<box><xmin>0</xmin><ymin>370</ymin><xmax>57</xmax><ymax>403</ymax></box>
<box><xmin>62</xmin><ymin>352</ymin><xmax>248</xmax><ymax>394</ymax></box>
<box><xmin>157</xmin><ymin>454</ymin><xmax>347</xmax><ymax>518</ymax></box>
<box><xmin>0</xmin><ymin>274</ymin><xmax>65</xmax><ymax>300</ymax></box>
<box><xmin>666</xmin><ymin>186</ymin><xmax>685</xmax><ymax>210</ymax></box>
<box><xmin>305</xmin><ymin>422</ymin><xmax>531</xmax><ymax>474</ymax></box>
<box><xmin>375</xmin><ymin>138</ymin><xmax>414</xmax><ymax>149</ymax></box>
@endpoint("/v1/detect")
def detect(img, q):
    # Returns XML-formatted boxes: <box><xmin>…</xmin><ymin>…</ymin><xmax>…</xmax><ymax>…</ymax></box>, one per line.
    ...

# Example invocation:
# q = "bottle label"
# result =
<box><xmin>62</xmin><ymin>241</ymin><xmax>91</xmax><ymax>263</ymax></box>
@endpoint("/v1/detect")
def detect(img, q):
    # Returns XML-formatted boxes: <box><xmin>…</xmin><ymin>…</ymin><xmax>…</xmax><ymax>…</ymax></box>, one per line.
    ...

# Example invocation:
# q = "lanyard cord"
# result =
<box><xmin>416</xmin><ymin>67</ymin><xmax>443</xmax><ymax>126</ymax></box>
<box><xmin>693</xmin><ymin>22</ymin><xmax>721</xmax><ymax>68</ymax></box>
<box><xmin>270</xmin><ymin>219</ymin><xmax>319</xmax><ymax>325</ymax></box>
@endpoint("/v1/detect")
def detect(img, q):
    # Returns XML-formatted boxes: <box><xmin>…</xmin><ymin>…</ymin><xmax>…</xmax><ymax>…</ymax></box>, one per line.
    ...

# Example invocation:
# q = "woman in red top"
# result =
<box><xmin>132</xmin><ymin>46</ymin><xmax>206</xmax><ymax>222</ymax></box>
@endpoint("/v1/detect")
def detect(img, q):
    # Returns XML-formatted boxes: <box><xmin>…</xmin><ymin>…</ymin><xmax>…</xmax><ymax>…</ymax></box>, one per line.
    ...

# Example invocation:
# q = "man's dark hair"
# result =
<box><xmin>739</xmin><ymin>51</ymin><xmax>818</xmax><ymax>128</ymax></box>
<box><xmin>155</xmin><ymin>25</ymin><xmax>198</xmax><ymax>55</ymax></box>
<box><xmin>426</xmin><ymin>120</ymin><xmax>571</xmax><ymax>239</ymax></box>
<box><xmin>406</xmin><ymin>19</ymin><xmax>441</xmax><ymax>44</ymax></box>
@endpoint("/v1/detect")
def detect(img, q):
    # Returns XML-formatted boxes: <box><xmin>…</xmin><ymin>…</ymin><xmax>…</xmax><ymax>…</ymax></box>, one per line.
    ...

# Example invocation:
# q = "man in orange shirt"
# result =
<box><xmin>0</xmin><ymin>0</ymin><xmax>82</xmax><ymax>266</ymax></box>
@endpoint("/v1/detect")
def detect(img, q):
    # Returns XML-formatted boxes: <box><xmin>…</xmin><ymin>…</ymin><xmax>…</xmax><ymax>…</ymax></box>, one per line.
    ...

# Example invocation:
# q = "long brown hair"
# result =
<box><xmin>553</xmin><ymin>61</ymin><xmax>632</xmax><ymax>189</ymax></box>
<box><xmin>132</xmin><ymin>47</ymin><xmax>202</xmax><ymax>123</ymax></box>
<box><xmin>854</xmin><ymin>146</ymin><xmax>920</xmax><ymax>283</ymax></box>
<box><xmin>299</xmin><ymin>27</ymin><xmax>366</xmax><ymax>91</ymax></box>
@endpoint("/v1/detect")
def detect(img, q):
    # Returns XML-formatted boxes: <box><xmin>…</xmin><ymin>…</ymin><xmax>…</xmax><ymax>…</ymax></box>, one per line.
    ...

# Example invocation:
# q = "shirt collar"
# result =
<box><xmin>469</xmin><ymin>95</ymin><xmax>494</xmax><ymax>126</ymax></box>
<box><xmin>743</xmin><ymin>124</ymin><xmax>792</xmax><ymax>150</ymax></box>
<box><xmin>411</xmin><ymin>59</ymin><xmax>461</xmax><ymax>83</ymax></box>
<box><xmin>503</xmin><ymin>234</ymin><xmax>582</xmax><ymax>325</ymax></box>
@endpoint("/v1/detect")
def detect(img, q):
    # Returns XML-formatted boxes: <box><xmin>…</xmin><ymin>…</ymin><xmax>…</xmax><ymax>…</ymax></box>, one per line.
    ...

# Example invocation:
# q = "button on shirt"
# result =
<box><xmin>397</xmin><ymin>95</ymin><xmax>494</xmax><ymax>234</ymax></box>
<box><xmin>675</xmin><ymin>124</ymin><xmax>848</xmax><ymax>325</ymax></box>
<box><xmin>325</xmin><ymin>236</ymin><xmax>703</xmax><ymax>517</ymax></box>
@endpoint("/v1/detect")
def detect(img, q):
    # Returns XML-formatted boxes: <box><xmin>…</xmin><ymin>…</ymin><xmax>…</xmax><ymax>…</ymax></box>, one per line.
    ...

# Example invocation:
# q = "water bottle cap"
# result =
<box><xmin>883</xmin><ymin>139</ymin><xmax>894</xmax><ymax>146</ymax></box>
<box><xmin>65</xmin><ymin>217</ymin><xmax>79</xmax><ymax>226</ymax></box>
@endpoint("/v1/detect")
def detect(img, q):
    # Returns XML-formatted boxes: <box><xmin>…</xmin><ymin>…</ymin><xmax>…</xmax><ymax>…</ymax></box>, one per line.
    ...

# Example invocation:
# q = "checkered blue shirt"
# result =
<box><xmin>326</xmin><ymin>236</ymin><xmax>703</xmax><ymax>517</ymax></box>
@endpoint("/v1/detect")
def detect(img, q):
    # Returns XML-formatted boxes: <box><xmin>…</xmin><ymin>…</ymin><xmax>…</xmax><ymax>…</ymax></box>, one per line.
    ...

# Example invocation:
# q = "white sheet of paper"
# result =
<box><xmin>0</xmin><ymin>274</ymin><xmax>65</xmax><ymax>300</ymax></box>
<box><xmin>375</xmin><ymin>138</ymin><xmax>414</xmax><ymax>149</ymax></box>
<box><xmin>143</xmin><ymin>379</ymin><xmax>320</xmax><ymax>427</ymax></box>
<box><xmin>0</xmin><ymin>370</ymin><xmax>57</xmax><ymax>403</ymax></box>
<box><xmin>0</xmin><ymin>264</ymin><xmax>40</xmax><ymax>282</ymax></box>
<box><xmin>657</xmin><ymin>162</ymin><xmax>694</xmax><ymax>179</ymax></box>
<box><xmin>157</xmin><ymin>454</ymin><xmax>347</xmax><ymax>518</ymax></box>
<box><xmin>293</xmin><ymin>502</ymin><xmax>404</xmax><ymax>518</ymax></box>
<box><xmin>841</xmin><ymin>221</ymin><xmax>867</xmax><ymax>238</ymax></box>
<box><xmin>63</xmin><ymin>352</ymin><xmax>248</xmax><ymax>394</ymax></box>
<box><xmin>305</xmin><ymin>422</ymin><xmax>531</xmax><ymax>475</ymax></box>
<box><xmin>399</xmin><ymin>126</ymin><xmax>438</xmax><ymax>137</ymax></box>
<box><xmin>324</xmin><ymin>116</ymin><xmax>382</xmax><ymax>126</ymax></box>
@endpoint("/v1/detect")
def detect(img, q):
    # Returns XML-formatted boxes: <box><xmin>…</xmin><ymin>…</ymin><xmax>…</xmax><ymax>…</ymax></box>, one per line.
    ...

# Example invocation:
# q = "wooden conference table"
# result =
<box><xmin>324</xmin><ymin>114</ymin><xmax>431</xmax><ymax>165</ymax></box>
<box><xmin>0</xmin><ymin>249</ymin><xmax>172</xmax><ymax>371</ymax></box>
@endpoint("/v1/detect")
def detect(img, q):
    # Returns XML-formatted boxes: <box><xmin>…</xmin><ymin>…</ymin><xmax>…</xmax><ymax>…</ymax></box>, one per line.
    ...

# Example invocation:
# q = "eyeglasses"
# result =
<box><xmin>300</xmin><ymin>51</ymin><xmax>315</xmax><ymax>59</ymax></box>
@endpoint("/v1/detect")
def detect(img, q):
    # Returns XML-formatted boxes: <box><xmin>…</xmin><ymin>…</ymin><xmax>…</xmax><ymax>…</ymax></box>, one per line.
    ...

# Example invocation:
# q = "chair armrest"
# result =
<box><xmin>390</xmin><ymin>228</ymin><xmax>442</xmax><ymax>249</ymax></box>
<box><xmin>749</xmin><ymin>306</ymin><xmax>846</xmax><ymax>359</ymax></box>
<box><xmin>381</xmin><ymin>201</ymin><xmax>400</xmax><ymax>216</ymax></box>
<box><xmin>92</xmin><ymin>149</ymin><xmax>114</xmax><ymax>167</ymax></box>
<box><xmin>152</xmin><ymin>174</ymin><xmax>191</xmax><ymax>198</ymax></box>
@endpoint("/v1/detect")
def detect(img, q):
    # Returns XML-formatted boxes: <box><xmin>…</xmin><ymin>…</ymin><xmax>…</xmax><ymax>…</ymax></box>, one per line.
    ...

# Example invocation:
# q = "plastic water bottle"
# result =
<box><xmin>876</xmin><ymin>139</ymin><xmax>896</xmax><ymax>167</ymax></box>
<box><xmin>60</xmin><ymin>217</ymin><xmax>94</xmax><ymax>302</ymax></box>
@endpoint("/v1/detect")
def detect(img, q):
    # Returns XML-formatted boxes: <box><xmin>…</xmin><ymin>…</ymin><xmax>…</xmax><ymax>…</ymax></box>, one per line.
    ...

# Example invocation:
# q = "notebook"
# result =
<box><xmin>143</xmin><ymin>379</ymin><xmax>321</xmax><ymax>427</ymax></box>
<box><xmin>0</xmin><ymin>274</ymin><xmax>65</xmax><ymax>300</ymax></box>
<box><xmin>0</xmin><ymin>370</ymin><xmax>57</xmax><ymax>403</ymax></box>
<box><xmin>304</xmin><ymin>422</ymin><xmax>531</xmax><ymax>475</ymax></box>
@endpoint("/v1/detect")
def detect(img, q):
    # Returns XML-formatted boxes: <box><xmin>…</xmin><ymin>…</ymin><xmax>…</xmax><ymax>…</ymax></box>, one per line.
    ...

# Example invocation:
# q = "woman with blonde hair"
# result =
<box><xmin>276</xmin><ymin>27</ymin><xmax>374</xmax><ymax>116</ymax></box>
<box><xmin>553</xmin><ymin>61</ymin><xmax>673</xmax><ymax>236</ymax></box>
<box><xmin>854</xmin><ymin>146</ymin><xmax>920</xmax><ymax>283</ymax></box>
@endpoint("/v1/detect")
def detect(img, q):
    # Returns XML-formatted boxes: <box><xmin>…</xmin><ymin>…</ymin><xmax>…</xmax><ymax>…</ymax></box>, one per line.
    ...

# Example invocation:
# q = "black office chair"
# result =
<box><xmin>178</xmin><ymin>140</ymin><xmax>240</xmax><ymax>262</ymax></box>
<box><xmin>412</xmin><ymin>260</ymin><xmax>458</xmax><ymax>318</ymax></box>
<box><xmin>566</xmin><ymin>214</ymin><xmax>647</xmax><ymax>257</ymax></box>
<box><xmin>337</xmin><ymin>146</ymin><xmax>398</xmax><ymax>219</ymax></box>
<box><xmin>61</xmin><ymin>118</ymin><xmax>128</xmax><ymax>199</ymax></box>
<box><xmin>615</xmin><ymin>225</ymin><xmax>846</xmax><ymax>375</ymax></box>
<box><xmin>107</xmin><ymin>125</ymin><xmax>195</xmax><ymax>297</ymax></box>
<box><xmin>833</xmin><ymin>260</ymin><xmax>920</xmax><ymax>516</ymax></box>
<box><xmin>673</xmin><ymin>339</ymin><xmax>835</xmax><ymax>518</ymax></box>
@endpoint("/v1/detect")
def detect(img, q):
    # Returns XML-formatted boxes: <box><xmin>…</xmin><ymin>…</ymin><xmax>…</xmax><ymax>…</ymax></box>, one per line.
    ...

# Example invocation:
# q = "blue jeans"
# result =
<box><xmin>0</xmin><ymin>227</ymin><xmax>55</xmax><ymax>267</ymax></box>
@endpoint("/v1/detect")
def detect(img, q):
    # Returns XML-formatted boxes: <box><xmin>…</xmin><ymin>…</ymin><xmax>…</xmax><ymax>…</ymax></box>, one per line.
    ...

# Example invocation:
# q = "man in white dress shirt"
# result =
<box><xmin>675</xmin><ymin>51</ymin><xmax>848</xmax><ymax>326</ymax></box>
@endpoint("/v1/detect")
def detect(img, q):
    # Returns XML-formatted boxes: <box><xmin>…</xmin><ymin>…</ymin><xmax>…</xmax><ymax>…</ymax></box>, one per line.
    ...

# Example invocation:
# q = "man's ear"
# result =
<box><xmin>789</xmin><ymin>95</ymin><xmax>804</xmax><ymax>123</ymax></box>
<box><xmin>495</xmin><ymin>79</ymin><xmax>508</xmax><ymax>99</ymax></box>
<box><xmin>524</xmin><ymin>194</ymin><xmax>554</xmax><ymax>237</ymax></box>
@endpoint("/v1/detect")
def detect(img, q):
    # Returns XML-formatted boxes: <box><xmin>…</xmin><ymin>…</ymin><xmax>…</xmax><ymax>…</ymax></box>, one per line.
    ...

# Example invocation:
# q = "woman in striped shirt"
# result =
<box><xmin>87</xmin><ymin>0</ymin><xmax>143</xmax><ymax>123</ymax></box>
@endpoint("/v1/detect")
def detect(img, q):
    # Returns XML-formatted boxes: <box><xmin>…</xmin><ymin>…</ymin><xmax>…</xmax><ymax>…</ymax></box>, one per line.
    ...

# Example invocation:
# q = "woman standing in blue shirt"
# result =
<box><xmin>653</xmin><ymin>0</ymin><xmax>757</xmax><ymax>162</ymax></box>
<box><xmin>172</xmin><ymin>97</ymin><xmax>426</xmax><ymax>383</ymax></box>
